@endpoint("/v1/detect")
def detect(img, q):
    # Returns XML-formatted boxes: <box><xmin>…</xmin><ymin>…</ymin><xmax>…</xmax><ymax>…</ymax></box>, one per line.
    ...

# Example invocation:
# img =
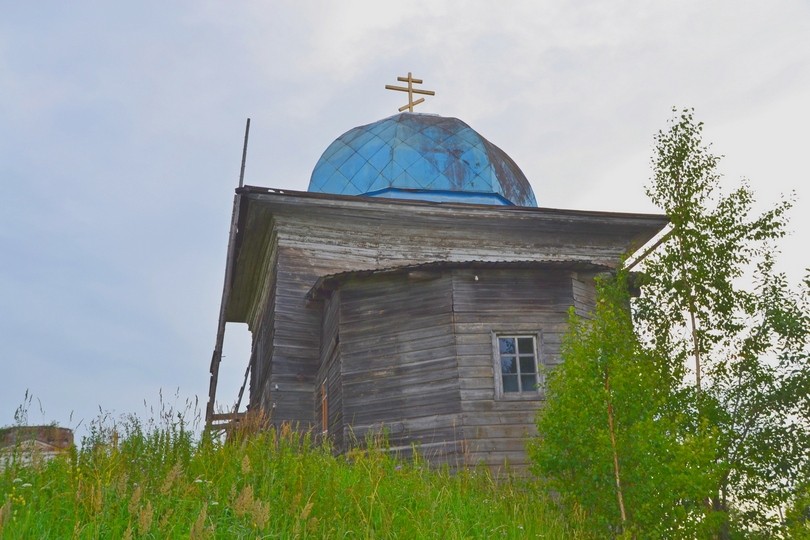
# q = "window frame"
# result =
<box><xmin>492</xmin><ymin>332</ymin><xmax>543</xmax><ymax>400</ymax></box>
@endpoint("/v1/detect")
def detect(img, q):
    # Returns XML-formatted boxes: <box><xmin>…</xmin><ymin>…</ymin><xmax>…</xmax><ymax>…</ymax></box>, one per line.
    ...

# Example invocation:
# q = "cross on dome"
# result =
<box><xmin>384</xmin><ymin>72</ymin><xmax>435</xmax><ymax>112</ymax></box>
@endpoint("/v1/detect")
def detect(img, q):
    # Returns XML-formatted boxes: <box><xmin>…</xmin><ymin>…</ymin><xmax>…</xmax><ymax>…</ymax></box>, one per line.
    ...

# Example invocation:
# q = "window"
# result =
<box><xmin>496</xmin><ymin>335</ymin><xmax>540</xmax><ymax>395</ymax></box>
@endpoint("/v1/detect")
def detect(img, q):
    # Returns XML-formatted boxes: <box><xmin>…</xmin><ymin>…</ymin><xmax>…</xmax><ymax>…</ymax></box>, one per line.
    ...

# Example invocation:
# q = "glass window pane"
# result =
<box><xmin>517</xmin><ymin>337</ymin><xmax>534</xmax><ymax>354</ymax></box>
<box><xmin>499</xmin><ymin>338</ymin><xmax>515</xmax><ymax>355</ymax></box>
<box><xmin>521</xmin><ymin>375</ymin><xmax>537</xmax><ymax>392</ymax></box>
<box><xmin>503</xmin><ymin>375</ymin><xmax>519</xmax><ymax>393</ymax></box>
<box><xmin>519</xmin><ymin>356</ymin><xmax>536</xmax><ymax>374</ymax></box>
<box><xmin>501</xmin><ymin>356</ymin><xmax>516</xmax><ymax>374</ymax></box>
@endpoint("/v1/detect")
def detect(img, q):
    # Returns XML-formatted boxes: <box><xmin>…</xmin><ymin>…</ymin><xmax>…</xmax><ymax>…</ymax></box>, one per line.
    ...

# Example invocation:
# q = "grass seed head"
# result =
<box><xmin>137</xmin><ymin>500</ymin><xmax>153</xmax><ymax>535</ymax></box>
<box><xmin>0</xmin><ymin>500</ymin><xmax>11</xmax><ymax>534</ymax></box>
<box><xmin>190</xmin><ymin>503</ymin><xmax>214</xmax><ymax>540</ymax></box>
<box><xmin>234</xmin><ymin>485</ymin><xmax>255</xmax><ymax>517</ymax></box>
<box><xmin>128</xmin><ymin>485</ymin><xmax>142</xmax><ymax>515</ymax></box>
<box><xmin>160</xmin><ymin>462</ymin><xmax>182</xmax><ymax>495</ymax></box>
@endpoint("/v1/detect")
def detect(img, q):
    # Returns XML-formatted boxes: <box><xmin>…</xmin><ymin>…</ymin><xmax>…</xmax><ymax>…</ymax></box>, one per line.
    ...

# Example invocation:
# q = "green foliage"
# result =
<box><xmin>531</xmin><ymin>272</ymin><xmax>717</xmax><ymax>537</ymax></box>
<box><xmin>532</xmin><ymin>108</ymin><xmax>810</xmax><ymax>537</ymax></box>
<box><xmin>786</xmin><ymin>471</ymin><xmax>810</xmax><ymax>539</ymax></box>
<box><xmin>0</xmin><ymin>412</ymin><xmax>588</xmax><ymax>539</ymax></box>
<box><xmin>638</xmin><ymin>108</ymin><xmax>810</xmax><ymax>535</ymax></box>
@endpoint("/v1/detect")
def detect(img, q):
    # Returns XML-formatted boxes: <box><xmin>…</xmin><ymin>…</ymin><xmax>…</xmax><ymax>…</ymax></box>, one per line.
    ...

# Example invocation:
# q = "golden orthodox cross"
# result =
<box><xmin>385</xmin><ymin>72</ymin><xmax>435</xmax><ymax>112</ymax></box>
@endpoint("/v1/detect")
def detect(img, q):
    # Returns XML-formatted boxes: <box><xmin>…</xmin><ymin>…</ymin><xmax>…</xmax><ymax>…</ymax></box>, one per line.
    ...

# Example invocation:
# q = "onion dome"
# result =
<box><xmin>308</xmin><ymin>113</ymin><xmax>537</xmax><ymax>206</ymax></box>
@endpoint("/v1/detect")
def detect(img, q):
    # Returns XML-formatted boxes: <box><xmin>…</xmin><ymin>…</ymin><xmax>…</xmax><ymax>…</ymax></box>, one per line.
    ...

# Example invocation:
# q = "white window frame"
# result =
<box><xmin>492</xmin><ymin>332</ymin><xmax>543</xmax><ymax>400</ymax></box>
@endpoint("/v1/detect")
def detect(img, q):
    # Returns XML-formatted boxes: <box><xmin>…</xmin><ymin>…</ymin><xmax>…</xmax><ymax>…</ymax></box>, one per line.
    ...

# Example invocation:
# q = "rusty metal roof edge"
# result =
<box><xmin>306</xmin><ymin>259</ymin><xmax>614</xmax><ymax>302</ymax></box>
<box><xmin>236</xmin><ymin>185</ymin><xmax>669</xmax><ymax>222</ymax></box>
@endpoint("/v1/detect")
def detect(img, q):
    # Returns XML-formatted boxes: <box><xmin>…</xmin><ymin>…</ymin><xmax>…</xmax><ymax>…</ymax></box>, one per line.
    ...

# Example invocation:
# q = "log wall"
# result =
<box><xmin>315</xmin><ymin>289</ymin><xmax>344</xmax><ymax>449</ymax></box>
<box><xmin>451</xmin><ymin>268</ymin><xmax>574</xmax><ymax>474</ymax></box>
<box><xmin>228</xmin><ymin>191</ymin><xmax>666</xmax><ymax>470</ymax></box>
<box><xmin>335</xmin><ymin>273</ymin><xmax>464</xmax><ymax>464</ymax></box>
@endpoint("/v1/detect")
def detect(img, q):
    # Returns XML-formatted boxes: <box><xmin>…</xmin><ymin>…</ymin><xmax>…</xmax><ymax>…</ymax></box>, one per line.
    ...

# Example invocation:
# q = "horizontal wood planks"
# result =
<box><xmin>226</xmin><ymin>190</ymin><xmax>661</xmax><ymax>472</ymax></box>
<box><xmin>263</xmin><ymin>247</ymin><xmax>323</xmax><ymax>426</ymax></box>
<box><xmin>248</xmin><ymin>238</ymin><xmax>278</xmax><ymax>411</ymax></box>
<box><xmin>335</xmin><ymin>274</ymin><xmax>463</xmax><ymax>464</ymax></box>
<box><xmin>225</xmin><ymin>191</ymin><xmax>668</xmax><ymax>324</ymax></box>
<box><xmin>572</xmin><ymin>271</ymin><xmax>598</xmax><ymax>318</ymax></box>
<box><xmin>315</xmin><ymin>289</ymin><xmax>343</xmax><ymax>449</ymax></box>
<box><xmin>451</xmin><ymin>268</ymin><xmax>574</xmax><ymax>471</ymax></box>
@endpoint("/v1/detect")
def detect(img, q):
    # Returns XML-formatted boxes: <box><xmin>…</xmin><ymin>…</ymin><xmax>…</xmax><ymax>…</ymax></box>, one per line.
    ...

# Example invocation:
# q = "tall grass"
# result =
<box><xmin>1</xmin><ymin>411</ymin><xmax>588</xmax><ymax>539</ymax></box>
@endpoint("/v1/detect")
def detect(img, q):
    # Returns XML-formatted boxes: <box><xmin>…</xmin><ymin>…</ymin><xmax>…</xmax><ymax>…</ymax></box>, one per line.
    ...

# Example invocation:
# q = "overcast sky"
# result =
<box><xmin>2</xmin><ymin>1</ymin><xmax>808</xmax><ymax>436</ymax></box>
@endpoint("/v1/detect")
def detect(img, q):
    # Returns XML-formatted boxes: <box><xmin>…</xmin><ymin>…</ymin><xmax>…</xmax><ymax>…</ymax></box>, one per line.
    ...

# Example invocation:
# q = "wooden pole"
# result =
<box><xmin>623</xmin><ymin>226</ymin><xmax>674</xmax><ymax>272</ymax></box>
<box><xmin>233</xmin><ymin>359</ymin><xmax>251</xmax><ymax>416</ymax></box>
<box><xmin>238</xmin><ymin>118</ymin><xmax>250</xmax><ymax>188</ymax></box>
<box><xmin>206</xmin><ymin>118</ymin><xmax>251</xmax><ymax>427</ymax></box>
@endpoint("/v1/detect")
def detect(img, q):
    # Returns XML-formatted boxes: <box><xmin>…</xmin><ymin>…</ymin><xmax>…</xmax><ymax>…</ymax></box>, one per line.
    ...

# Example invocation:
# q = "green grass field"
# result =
<box><xmin>0</xmin><ymin>414</ymin><xmax>587</xmax><ymax>539</ymax></box>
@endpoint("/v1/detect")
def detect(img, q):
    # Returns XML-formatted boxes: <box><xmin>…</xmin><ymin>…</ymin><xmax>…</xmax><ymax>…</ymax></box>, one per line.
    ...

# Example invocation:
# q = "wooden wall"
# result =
<box><xmin>306</xmin><ymin>266</ymin><xmax>590</xmax><ymax>472</ymax></box>
<box><xmin>334</xmin><ymin>273</ymin><xmax>465</xmax><ymax>465</ymax></box>
<box><xmin>451</xmin><ymin>268</ymin><xmax>574</xmax><ymax>474</ymax></box>
<box><xmin>248</xmin><ymin>230</ymin><xmax>279</xmax><ymax>410</ymax></box>
<box><xmin>572</xmin><ymin>271</ymin><xmax>599</xmax><ymax>319</ymax></box>
<box><xmin>230</xmin><ymin>192</ymin><xmax>664</xmax><ymax>469</ymax></box>
<box><xmin>260</xmin><ymin>248</ymin><xmax>323</xmax><ymax>426</ymax></box>
<box><xmin>315</xmin><ymin>289</ymin><xmax>344</xmax><ymax>449</ymax></box>
<box><xmin>249</xmin><ymin>232</ymin><xmax>600</xmax><ymax>468</ymax></box>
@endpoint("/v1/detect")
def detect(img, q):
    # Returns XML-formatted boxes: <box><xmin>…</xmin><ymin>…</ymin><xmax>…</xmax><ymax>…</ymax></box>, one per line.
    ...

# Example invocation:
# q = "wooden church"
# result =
<box><xmin>207</xmin><ymin>76</ymin><xmax>668</xmax><ymax>472</ymax></box>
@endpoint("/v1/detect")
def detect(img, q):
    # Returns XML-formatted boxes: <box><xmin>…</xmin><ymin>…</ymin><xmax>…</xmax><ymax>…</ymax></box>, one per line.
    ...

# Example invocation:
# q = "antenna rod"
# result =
<box><xmin>239</xmin><ymin>118</ymin><xmax>250</xmax><ymax>188</ymax></box>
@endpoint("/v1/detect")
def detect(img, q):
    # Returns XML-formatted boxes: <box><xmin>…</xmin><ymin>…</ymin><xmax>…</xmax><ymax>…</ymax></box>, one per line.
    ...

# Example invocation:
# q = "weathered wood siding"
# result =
<box><xmin>251</xmin><ymin>219</ymin><xmax>599</xmax><ymax>463</ymax></box>
<box><xmin>451</xmin><ymin>268</ymin><xmax>575</xmax><ymax>474</ymax></box>
<box><xmin>229</xmin><ymin>192</ymin><xmax>664</xmax><ymax>469</ymax></box>
<box><xmin>336</xmin><ymin>273</ymin><xmax>464</xmax><ymax>464</ymax></box>
<box><xmin>572</xmin><ymin>271</ymin><xmax>599</xmax><ymax>319</ymax></box>
<box><xmin>261</xmin><ymin>247</ymin><xmax>324</xmax><ymax>426</ymax></box>
<box><xmin>315</xmin><ymin>289</ymin><xmax>344</xmax><ymax>449</ymax></box>
<box><xmin>228</xmin><ymin>191</ymin><xmax>667</xmax><ymax>325</ymax></box>
<box><xmin>248</xmin><ymin>230</ymin><xmax>278</xmax><ymax>410</ymax></box>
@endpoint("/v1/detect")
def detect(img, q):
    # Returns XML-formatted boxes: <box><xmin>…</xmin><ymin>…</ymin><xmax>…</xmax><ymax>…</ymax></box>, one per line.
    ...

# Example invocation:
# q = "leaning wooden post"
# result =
<box><xmin>206</xmin><ymin>118</ymin><xmax>250</xmax><ymax>428</ymax></box>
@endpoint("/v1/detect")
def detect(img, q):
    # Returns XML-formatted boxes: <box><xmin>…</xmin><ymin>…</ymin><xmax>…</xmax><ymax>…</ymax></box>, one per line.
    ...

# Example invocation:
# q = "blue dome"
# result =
<box><xmin>308</xmin><ymin>113</ymin><xmax>537</xmax><ymax>207</ymax></box>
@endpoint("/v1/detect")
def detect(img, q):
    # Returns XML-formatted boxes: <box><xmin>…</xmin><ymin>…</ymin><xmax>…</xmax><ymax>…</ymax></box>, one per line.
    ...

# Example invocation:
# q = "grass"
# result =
<box><xmin>0</xmin><ymin>412</ymin><xmax>589</xmax><ymax>539</ymax></box>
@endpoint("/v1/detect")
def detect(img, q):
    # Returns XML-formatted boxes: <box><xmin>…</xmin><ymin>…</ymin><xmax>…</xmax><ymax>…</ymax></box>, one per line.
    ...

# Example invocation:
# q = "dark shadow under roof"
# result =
<box><xmin>307</xmin><ymin>259</ymin><xmax>613</xmax><ymax>301</ymax></box>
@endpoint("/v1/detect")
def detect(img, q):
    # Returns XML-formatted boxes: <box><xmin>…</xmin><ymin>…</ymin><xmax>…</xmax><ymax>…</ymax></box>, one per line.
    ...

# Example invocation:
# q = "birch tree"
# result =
<box><xmin>532</xmin><ymin>108</ymin><xmax>810</xmax><ymax>538</ymax></box>
<box><xmin>636</xmin><ymin>108</ymin><xmax>810</xmax><ymax>536</ymax></box>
